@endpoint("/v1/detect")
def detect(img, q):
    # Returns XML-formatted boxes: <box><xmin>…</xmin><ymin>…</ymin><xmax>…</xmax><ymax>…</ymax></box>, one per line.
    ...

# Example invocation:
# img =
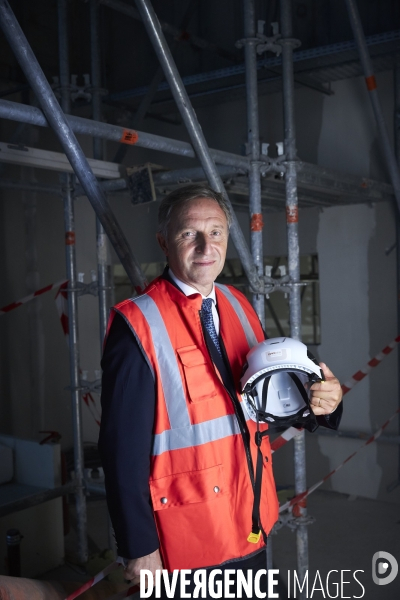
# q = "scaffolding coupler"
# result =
<box><xmin>274</xmin><ymin>510</ymin><xmax>316</xmax><ymax>533</ymax></box>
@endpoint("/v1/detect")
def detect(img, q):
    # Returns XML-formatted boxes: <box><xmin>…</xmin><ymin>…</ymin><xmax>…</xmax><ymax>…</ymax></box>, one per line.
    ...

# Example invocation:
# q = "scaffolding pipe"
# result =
<box><xmin>0</xmin><ymin>3</ymin><xmax>147</xmax><ymax>292</ymax></box>
<box><xmin>280</xmin><ymin>0</ymin><xmax>308</xmax><ymax>592</ymax></box>
<box><xmin>134</xmin><ymin>0</ymin><xmax>262</xmax><ymax>293</ymax></box>
<box><xmin>344</xmin><ymin>0</ymin><xmax>400</xmax><ymax>215</ymax></box>
<box><xmin>153</xmin><ymin>165</ymin><xmax>243</xmax><ymax>186</ymax></box>
<box><xmin>0</xmin><ymin>481</ymin><xmax>77</xmax><ymax>518</ymax></box>
<box><xmin>0</xmin><ymin>165</ymin><xmax>392</xmax><ymax>205</ymax></box>
<box><xmin>297</xmin><ymin>161</ymin><xmax>394</xmax><ymax>200</ymax></box>
<box><xmin>74</xmin><ymin>177</ymin><xmax>128</xmax><ymax>198</ymax></box>
<box><xmin>90</xmin><ymin>0</ymin><xmax>117</xmax><ymax>554</ymax></box>
<box><xmin>90</xmin><ymin>0</ymin><xmax>109</xmax><ymax>348</ymax></box>
<box><xmin>57</xmin><ymin>0</ymin><xmax>88</xmax><ymax>565</ymax></box>
<box><xmin>243</xmin><ymin>0</ymin><xmax>265</xmax><ymax>325</ymax></box>
<box><xmin>316</xmin><ymin>428</ymin><xmax>400</xmax><ymax>445</ymax></box>
<box><xmin>0</xmin><ymin>99</ymin><xmax>251</xmax><ymax>171</ymax></box>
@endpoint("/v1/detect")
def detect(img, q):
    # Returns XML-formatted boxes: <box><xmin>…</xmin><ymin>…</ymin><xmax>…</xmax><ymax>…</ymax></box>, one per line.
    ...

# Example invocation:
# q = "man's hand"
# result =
<box><xmin>124</xmin><ymin>548</ymin><xmax>163</xmax><ymax>585</ymax></box>
<box><xmin>310</xmin><ymin>362</ymin><xmax>343</xmax><ymax>416</ymax></box>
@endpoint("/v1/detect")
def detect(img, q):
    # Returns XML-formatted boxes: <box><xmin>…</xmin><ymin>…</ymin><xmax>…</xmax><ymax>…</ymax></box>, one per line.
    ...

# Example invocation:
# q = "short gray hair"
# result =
<box><xmin>157</xmin><ymin>184</ymin><xmax>232</xmax><ymax>238</ymax></box>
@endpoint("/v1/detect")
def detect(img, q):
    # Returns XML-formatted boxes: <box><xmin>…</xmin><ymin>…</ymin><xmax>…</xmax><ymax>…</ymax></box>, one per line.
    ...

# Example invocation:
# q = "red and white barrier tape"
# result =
<box><xmin>0</xmin><ymin>279</ymin><xmax>68</xmax><ymax>316</ymax></box>
<box><xmin>278</xmin><ymin>407</ymin><xmax>400</xmax><ymax>514</ymax></box>
<box><xmin>55</xmin><ymin>281</ymin><xmax>69</xmax><ymax>341</ymax></box>
<box><xmin>271</xmin><ymin>426</ymin><xmax>301</xmax><ymax>453</ymax></box>
<box><xmin>64</xmin><ymin>557</ymin><xmax>139</xmax><ymax>600</ymax></box>
<box><xmin>0</xmin><ymin>278</ymin><xmax>102</xmax><ymax>427</ymax></box>
<box><xmin>64</xmin><ymin>559</ymin><xmax>122</xmax><ymax>600</ymax></box>
<box><xmin>341</xmin><ymin>334</ymin><xmax>400</xmax><ymax>394</ymax></box>
<box><xmin>270</xmin><ymin>333</ymin><xmax>400</xmax><ymax>454</ymax></box>
<box><xmin>55</xmin><ymin>281</ymin><xmax>102</xmax><ymax>426</ymax></box>
<box><xmin>82</xmin><ymin>391</ymin><xmax>102</xmax><ymax>426</ymax></box>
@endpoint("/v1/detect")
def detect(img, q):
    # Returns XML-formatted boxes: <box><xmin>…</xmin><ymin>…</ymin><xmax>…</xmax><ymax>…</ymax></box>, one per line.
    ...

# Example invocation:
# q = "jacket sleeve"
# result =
<box><xmin>317</xmin><ymin>401</ymin><xmax>343</xmax><ymax>430</ymax></box>
<box><xmin>98</xmin><ymin>313</ymin><xmax>159</xmax><ymax>559</ymax></box>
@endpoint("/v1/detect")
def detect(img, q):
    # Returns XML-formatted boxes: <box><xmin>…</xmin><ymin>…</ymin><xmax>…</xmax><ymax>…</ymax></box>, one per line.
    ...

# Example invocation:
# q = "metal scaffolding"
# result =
<box><xmin>242</xmin><ymin>0</ymin><xmax>265</xmax><ymax>325</ymax></box>
<box><xmin>279</xmin><ymin>0</ymin><xmax>308</xmax><ymax>588</ymax></box>
<box><xmin>90</xmin><ymin>0</ymin><xmax>110</xmax><ymax>348</ymax></box>
<box><xmin>0</xmin><ymin>0</ymin><xmax>398</xmax><ymax>584</ymax></box>
<box><xmin>344</xmin><ymin>0</ymin><xmax>400</xmax><ymax>215</ymax></box>
<box><xmin>57</xmin><ymin>0</ymin><xmax>88</xmax><ymax>565</ymax></box>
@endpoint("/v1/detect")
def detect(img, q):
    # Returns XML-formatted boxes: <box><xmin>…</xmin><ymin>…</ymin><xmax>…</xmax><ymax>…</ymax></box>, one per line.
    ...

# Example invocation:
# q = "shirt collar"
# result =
<box><xmin>168</xmin><ymin>269</ymin><xmax>217</xmax><ymax>304</ymax></box>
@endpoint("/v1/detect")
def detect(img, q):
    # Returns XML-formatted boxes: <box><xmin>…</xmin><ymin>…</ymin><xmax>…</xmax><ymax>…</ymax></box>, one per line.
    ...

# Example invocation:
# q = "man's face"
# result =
<box><xmin>157</xmin><ymin>197</ymin><xmax>229</xmax><ymax>296</ymax></box>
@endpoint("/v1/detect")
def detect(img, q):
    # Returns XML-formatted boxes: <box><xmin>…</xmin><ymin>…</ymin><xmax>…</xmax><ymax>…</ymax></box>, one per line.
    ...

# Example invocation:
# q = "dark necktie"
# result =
<box><xmin>201</xmin><ymin>298</ymin><xmax>222</xmax><ymax>356</ymax></box>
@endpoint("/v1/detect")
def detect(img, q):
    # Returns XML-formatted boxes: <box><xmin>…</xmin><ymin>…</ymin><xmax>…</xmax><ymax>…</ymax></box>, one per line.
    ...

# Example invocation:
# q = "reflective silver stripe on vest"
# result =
<box><xmin>132</xmin><ymin>295</ymin><xmax>191</xmax><ymax>430</ymax></box>
<box><xmin>215</xmin><ymin>283</ymin><xmax>258</xmax><ymax>349</ymax></box>
<box><xmin>152</xmin><ymin>413</ymin><xmax>241</xmax><ymax>456</ymax></box>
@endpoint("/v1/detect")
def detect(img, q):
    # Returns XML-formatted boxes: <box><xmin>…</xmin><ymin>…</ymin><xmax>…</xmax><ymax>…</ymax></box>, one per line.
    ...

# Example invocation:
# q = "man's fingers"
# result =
<box><xmin>311</xmin><ymin>406</ymin><xmax>330</xmax><ymax>416</ymax></box>
<box><xmin>310</xmin><ymin>383</ymin><xmax>339</xmax><ymax>394</ymax></box>
<box><xmin>319</xmin><ymin>362</ymin><xmax>335</xmax><ymax>379</ymax></box>
<box><xmin>308</xmin><ymin>362</ymin><xmax>343</xmax><ymax>415</ymax></box>
<box><xmin>311</xmin><ymin>389</ymin><xmax>341</xmax><ymax>401</ymax></box>
<box><xmin>311</xmin><ymin>398</ymin><xmax>335</xmax><ymax>409</ymax></box>
<box><xmin>310</xmin><ymin>397</ymin><xmax>335</xmax><ymax>415</ymax></box>
<box><xmin>311</xmin><ymin>394</ymin><xmax>335</xmax><ymax>404</ymax></box>
<box><xmin>123</xmin><ymin>549</ymin><xmax>162</xmax><ymax>583</ymax></box>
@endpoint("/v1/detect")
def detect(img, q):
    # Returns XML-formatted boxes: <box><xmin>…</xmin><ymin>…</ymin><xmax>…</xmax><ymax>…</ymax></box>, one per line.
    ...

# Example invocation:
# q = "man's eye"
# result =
<box><xmin>183</xmin><ymin>231</ymin><xmax>195</xmax><ymax>237</ymax></box>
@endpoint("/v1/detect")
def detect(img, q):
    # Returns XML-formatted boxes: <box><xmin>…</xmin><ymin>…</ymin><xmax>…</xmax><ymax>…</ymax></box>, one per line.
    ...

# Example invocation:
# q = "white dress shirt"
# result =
<box><xmin>168</xmin><ymin>269</ymin><xmax>220</xmax><ymax>335</ymax></box>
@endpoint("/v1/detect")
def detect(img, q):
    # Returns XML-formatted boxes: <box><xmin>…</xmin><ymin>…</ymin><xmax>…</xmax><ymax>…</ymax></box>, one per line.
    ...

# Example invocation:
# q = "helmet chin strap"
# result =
<box><xmin>248</xmin><ymin>378</ymin><xmax>270</xmax><ymax>543</ymax></box>
<box><xmin>247</xmin><ymin>372</ymin><xmax>319</xmax><ymax>543</ymax></box>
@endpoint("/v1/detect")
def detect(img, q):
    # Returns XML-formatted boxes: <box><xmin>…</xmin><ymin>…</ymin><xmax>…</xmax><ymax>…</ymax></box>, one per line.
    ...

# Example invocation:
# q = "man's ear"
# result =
<box><xmin>156</xmin><ymin>232</ymin><xmax>168</xmax><ymax>256</ymax></box>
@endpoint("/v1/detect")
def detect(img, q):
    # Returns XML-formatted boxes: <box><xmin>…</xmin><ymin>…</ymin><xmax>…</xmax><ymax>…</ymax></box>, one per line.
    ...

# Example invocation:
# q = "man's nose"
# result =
<box><xmin>195</xmin><ymin>234</ymin><xmax>212</xmax><ymax>254</ymax></box>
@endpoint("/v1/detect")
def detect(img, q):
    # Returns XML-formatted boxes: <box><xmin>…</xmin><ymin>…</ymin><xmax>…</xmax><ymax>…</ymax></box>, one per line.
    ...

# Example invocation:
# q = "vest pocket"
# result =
<box><xmin>177</xmin><ymin>345</ymin><xmax>217</xmax><ymax>402</ymax></box>
<box><xmin>150</xmin><ymin>464</ymin><xmax>238</xmax><ymax>570</ymax></box>
<box><xmin>150</xmin><ymin>463</ymin><xmax>225</xmax><ymax>510</ymax></box>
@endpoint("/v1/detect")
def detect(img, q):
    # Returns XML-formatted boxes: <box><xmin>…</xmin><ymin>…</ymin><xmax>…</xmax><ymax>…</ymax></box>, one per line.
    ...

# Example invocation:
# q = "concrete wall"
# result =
<box><xmin>317</xmin><ymin>205</ymin><xmax>381</xmax><ymax>499</ymax></box>
<box><xmin>0</xmin><ymin>70</ymin><xmax>398</xmax><ymax>505</ymax></box>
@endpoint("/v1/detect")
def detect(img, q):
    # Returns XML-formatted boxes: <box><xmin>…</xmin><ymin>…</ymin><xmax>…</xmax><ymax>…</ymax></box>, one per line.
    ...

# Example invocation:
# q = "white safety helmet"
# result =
<box><xmin>240</xmin><ymin>337</ymin><xmax>323</xmax><ymax>433</ymax></box>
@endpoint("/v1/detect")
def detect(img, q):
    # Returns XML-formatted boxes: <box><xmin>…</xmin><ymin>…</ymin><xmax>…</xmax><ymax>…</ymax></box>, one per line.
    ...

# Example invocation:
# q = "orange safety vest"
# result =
<box><xmin>109</xmin><ymin>276</ymin><xmax>279</xmax><ymax>572</ymax></box>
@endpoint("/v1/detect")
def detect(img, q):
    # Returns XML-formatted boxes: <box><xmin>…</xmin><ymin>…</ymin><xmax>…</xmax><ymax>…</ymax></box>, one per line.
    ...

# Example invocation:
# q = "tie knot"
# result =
<box><xmin>202</xmin><ymin>298</ymin><xmax>213</xmax><ymax>314</ymax></box>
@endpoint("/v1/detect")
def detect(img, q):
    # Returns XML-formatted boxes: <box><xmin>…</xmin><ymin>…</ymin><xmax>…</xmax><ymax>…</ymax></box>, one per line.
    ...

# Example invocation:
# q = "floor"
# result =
<box><xmin>272</xmin><ymin>488</ymin><xmax>400</xmax><ymax>599</ymax></box>
<box><xmin>37</xmin><ymin>490</ymin><xmax>400</xmax><ymax>599</ymax></box>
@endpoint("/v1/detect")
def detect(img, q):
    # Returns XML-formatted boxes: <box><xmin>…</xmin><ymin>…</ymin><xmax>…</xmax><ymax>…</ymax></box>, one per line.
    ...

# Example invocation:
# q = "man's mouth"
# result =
<box><xmin>193</xmin><ymin>260</ymin><xmax>215</xmax><ymax>266</ymax></box>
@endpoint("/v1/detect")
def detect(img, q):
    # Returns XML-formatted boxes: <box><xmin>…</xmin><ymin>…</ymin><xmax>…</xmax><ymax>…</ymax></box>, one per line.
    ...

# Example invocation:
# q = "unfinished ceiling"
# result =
<box><xmin>0</xmin><ymin>0</ymin><xmax>399</xmax><ymax>114</ymax></box>
<box><xmin>0</xmin><ymin>0</ymin><xmax>398</xmax><ymax>211</ymax></box>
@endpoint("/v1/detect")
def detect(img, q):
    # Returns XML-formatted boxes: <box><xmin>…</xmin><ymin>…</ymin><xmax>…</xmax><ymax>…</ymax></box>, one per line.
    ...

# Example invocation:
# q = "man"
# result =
<box><xmin>99</xmin><ymin>184</ymin><xmax>343</xmax><ymax>596</ymax></box>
